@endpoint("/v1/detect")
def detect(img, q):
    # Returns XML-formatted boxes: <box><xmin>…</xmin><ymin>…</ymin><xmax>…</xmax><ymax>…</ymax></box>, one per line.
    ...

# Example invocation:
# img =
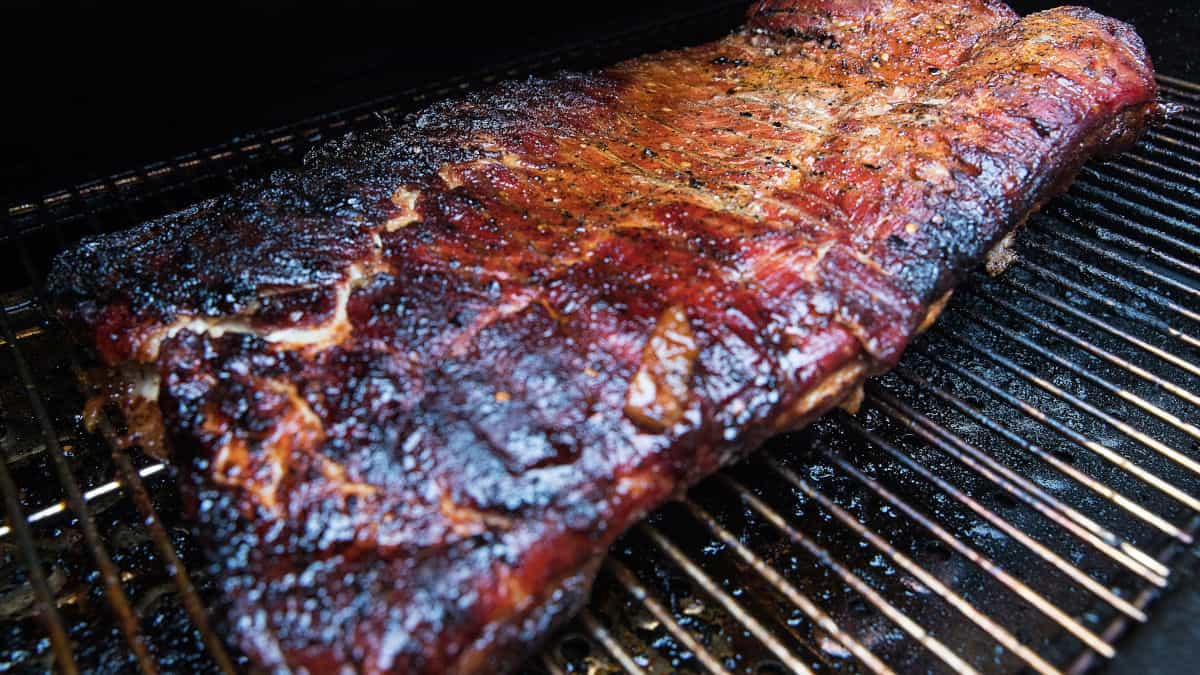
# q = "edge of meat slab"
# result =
<box><xmin>46</xmin><ymin>1</ymin><xmax>1159</xmax><ymax>672</ymax></box>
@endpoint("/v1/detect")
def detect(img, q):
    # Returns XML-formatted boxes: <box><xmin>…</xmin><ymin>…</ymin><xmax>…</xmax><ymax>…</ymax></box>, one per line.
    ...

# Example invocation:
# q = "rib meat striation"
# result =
<box><xmin>47</xmin><ymin>1</ymin><xmax>1158</xmax><ymax>672</ymax></box>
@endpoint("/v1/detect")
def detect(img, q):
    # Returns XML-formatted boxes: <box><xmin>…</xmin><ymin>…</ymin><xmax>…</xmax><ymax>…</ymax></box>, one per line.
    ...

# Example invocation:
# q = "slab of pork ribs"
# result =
<box><xmin>47</xmin><ymin>0</ymin><xmax>1158</xmax><ymax>672</ymax></box>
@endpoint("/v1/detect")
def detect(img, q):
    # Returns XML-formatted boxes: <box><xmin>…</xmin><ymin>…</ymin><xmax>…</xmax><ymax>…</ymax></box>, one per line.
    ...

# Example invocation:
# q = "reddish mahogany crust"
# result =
<box><xmin>47</xmin><ymin>1</ymin><xmax>1156</xmax><ymax>673</ymax></box>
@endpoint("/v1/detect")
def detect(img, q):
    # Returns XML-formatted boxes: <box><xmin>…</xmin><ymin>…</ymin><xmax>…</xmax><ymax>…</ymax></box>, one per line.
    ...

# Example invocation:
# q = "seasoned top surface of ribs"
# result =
<box><xmin>47</xmin><ymin>1</ymin><xmax>1156</xmax><ymax>672</ymax></box>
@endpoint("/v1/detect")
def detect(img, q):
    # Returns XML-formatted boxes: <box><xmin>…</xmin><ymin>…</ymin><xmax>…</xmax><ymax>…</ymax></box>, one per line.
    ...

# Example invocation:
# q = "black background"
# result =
<box><xmin>1</xmin><ymin>1</ymin><xmax>1196</xmax><ymax>204</ymax></box>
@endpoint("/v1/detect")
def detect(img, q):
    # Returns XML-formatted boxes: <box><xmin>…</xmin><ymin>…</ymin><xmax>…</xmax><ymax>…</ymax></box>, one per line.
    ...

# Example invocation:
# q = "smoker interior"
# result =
<box><xmin>3</xmin><ymin>4</ymin><xmax>1200</xmax><ymax>674</ymax></box>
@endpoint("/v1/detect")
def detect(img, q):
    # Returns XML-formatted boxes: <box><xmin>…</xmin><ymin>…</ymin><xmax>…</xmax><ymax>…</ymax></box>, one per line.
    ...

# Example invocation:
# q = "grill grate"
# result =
<box><xmin>2</xmin><ymin>9</ymin><xmax>1200</xmax><ymax>673</ymax></box>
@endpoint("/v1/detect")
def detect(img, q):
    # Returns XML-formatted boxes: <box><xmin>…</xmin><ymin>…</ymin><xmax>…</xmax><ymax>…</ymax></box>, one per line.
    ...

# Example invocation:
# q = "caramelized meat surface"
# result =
<box><xmin>47</xmin><ymin>1</ymin><xmax>1157</xmax><ymax>672</ymax></box>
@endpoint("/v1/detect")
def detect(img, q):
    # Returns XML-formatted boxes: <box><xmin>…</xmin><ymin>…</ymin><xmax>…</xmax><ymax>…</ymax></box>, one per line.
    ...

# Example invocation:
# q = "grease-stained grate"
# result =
<box><xmin>2</xmin><ymin>10</ymin><xmax>1200</xmax><ymax>673</ymax></box>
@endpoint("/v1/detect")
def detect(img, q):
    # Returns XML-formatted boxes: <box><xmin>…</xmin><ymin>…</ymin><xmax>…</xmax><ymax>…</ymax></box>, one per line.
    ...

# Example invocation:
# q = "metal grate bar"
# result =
<box><xmin>815</xmin><ymin>409</ymin><xmax>1162</xmax><ymax>668</ymax></box>
<box><xmin>765</xmin><ymin>456</ymin><xmax>1065</xmax><ymax>674</ymax></box>
<box><xmin>1078</xmin><ymin>160</ymin><xmax>1200</xmax><ymax>229</ymax></box>
<box><xmin>1168</xmin><ymin>112</ymin><xmax>1200</xmax><ymax>127</ymax></box>
<box><xmin>1101</xmin><ymin>153</ymin><xmax>1200</xmax><ymax>198</ymax></box>
<box><xmin>0</xmin><ymin>417</ymin><xmax>79</xmax><ymax>674</ymax></box>
<box><xmin>863</xmin><ymin>384</ymin><xmax>1168</xmax><ymax>584</ymax></box>
<box><xmin>1168</xmin><ymin>108</ymin><xmax>1200</xmax><ymax>125</ymax></box>
<box><xmin>0</xmin><ymin>302</ymin><xmax>160</xmax><ymax>674</ymax></box>
<box><xmin>986</xmin><ymin>283</ymin><xmax>1200</xmax><ymax>391</ymax></box>
<box><xmin>1128</xmin><ymin>143</ymin><xmax>1200</xmax><ymax>177</ymax></box>
<box><xmin>931</xmin><ymin>331</ymin><xmax>1200</xmax><ymax>489</ymax></box>
<box><xmin>539</xmin><ymin>653</ymin><xmax>568</xmax><ymax>675</ymax></box>
<box><xmin>1158</xmin><ymin>73</ymin><xmax>1200</xmax><ymax>95</ymax></box>
<box><xmin>1067</xmin><ymin>181</ymin><xmax>1200</xmax><ymax>252</ymax></box>
<box><xmin>854</xmin><ymin>389</ymin><xmax>1152</xmax><ymax>614</ymax></box>
<box><xmin>1159</xmin><ymin>120</ymin><xmax>1200</xmax><ymax>142</ymax></box>
<box><xmin>911</xmin><ymin>346</ymin><xmax>1200</xmax><ymax>518</ymax></box>
<box><xmin>49</xmin><ymin>166</ymin><xmax>252</xmax><ymax>675</ymax></box>
<box><xmin>998</xmin><ymin>275</ymin><xmax>1200</xmax><ymax>378</ymax></box>
<box><xmin>601</xmin><ymin>557</ymin><xmax>736</xmax><ymax>675</ymax></box>
<box><xmin>678</xmin><ymin>497</ymin><xmax>894</xmax><ymax>674</ymax></box>
<box><xmin>815</xmin><ymin>444</ymin><xmax>1125</xmax><ymax>647</ymax></box>
<box><xmin>712</xmin><ymin>473</ymin><xmax>978</xmax><ymax>675</ymax></box>
<box><xmin>0</xmin><ymin>324</ymin><xmax>44</xmax><ymax>348</ymax></box>
<box><xmin>13</xmin><ymin>168</ymin><xmax>239</xmax><ymax>672</ymax></box>
<box><xmin>1043</xmin><ymin>209</ymin><xmax>1200</xmax><ymax>283</ymax></box>
<box><xmin>961</xmin><ymin>308</ymin><xmax>1200</xmax><ymax>442</ymax></box>
<box><xmin>977</xmin><ymin>286</ymin><xmax>1200</xmax><ymax>410</ymax></box>
<box><xmin>1027</xmin><ymin>223</ymin><xmax>1200</xmax><ymax>299</ymax></box>
<box><xmin>893</xmin><ymin>362</ymin><xmax>1189</xmax><ymax>543</ymax></box>
<box><xmin>798</xmin><ymin>414</ymin><xmax>1120</xmax><ymax>669</ymax></box>
<box><xmin>1017</xmin><ymin>245</ymin><xmax>1200</xmax><ymax>325</ymax></box>
<box><xmin>1011</xmin><ymin>257</ymin><xmax>1200</xmax><ymax>350</ymax></box>
<box><xmin>787</xmin><ymin>458</ymin><xmax>1080</xmax><ymax>667</ymax></box>
<box><xmin>639</xmin><ymin>523</ymin><xmax>817</xmax><ymax>675</ymax></box>
<box><xmin>1156</xmin><ymin>127</ymin><xmax>1200</xmax><ymax>156</ymax></box>
<box><xmin>66</xmin><ymin>369</ymin><xmax>238</xmax><ymax>675</ymax></box>
<box><xmin>0</xmin><ymin>463</ymin><xmax>168</xmax><ymax>539</ymax></box>
<box><xmin>579</xmin><ymin>609</ymin><xmax>651</xmax><ymax>675</ymax></box>
<box><xmin>1121</xmin><ymin>148</ymin><xmax>1200</xmax><ymax>185</ymax></box>
<box><xmin>1146</xmin><ymin>128</ymin><xmax>1200</xmax><ymax>157</ymax></box>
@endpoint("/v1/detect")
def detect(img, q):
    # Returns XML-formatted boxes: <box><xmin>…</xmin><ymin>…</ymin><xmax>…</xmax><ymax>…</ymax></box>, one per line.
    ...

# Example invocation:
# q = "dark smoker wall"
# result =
<box><xmin>1</xmin><ymin>1</ymin><xmax>1196</xmax><ymax>204</ymax></box>
<box><xmin>0</xmin><ymin>2</ymin><xmax>734</xmax><ymax>202</ymax></box>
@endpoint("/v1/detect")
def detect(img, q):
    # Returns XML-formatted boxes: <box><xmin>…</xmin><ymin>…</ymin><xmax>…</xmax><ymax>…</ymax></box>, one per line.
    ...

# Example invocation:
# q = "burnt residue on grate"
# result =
<box><xmin>2</xmin><ymin>14</ymin><xmax>1200</xmax><ymax>674</ymax></box>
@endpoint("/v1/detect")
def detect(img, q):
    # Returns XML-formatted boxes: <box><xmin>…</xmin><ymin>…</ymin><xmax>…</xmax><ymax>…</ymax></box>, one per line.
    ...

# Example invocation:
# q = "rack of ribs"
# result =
<box><xmin>47</xmin><ymin>0</ymin><xmax>1158</xmax><ymax>672</ymax></box>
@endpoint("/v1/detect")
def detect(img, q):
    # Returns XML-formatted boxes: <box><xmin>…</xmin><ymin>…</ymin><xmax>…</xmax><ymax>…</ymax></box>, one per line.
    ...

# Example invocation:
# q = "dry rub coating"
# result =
<box><xmin>47</xmin><ymin>1</ymin><xmax>1157</xmax><ymax>672</ymax></box>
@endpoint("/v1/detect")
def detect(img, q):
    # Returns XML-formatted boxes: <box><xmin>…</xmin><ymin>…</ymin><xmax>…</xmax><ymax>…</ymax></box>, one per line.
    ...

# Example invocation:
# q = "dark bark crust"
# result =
<box><xmin>47</xmin><ymin>1</ymin><xmax>1156</xmax><ymax>672</ymax></box>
